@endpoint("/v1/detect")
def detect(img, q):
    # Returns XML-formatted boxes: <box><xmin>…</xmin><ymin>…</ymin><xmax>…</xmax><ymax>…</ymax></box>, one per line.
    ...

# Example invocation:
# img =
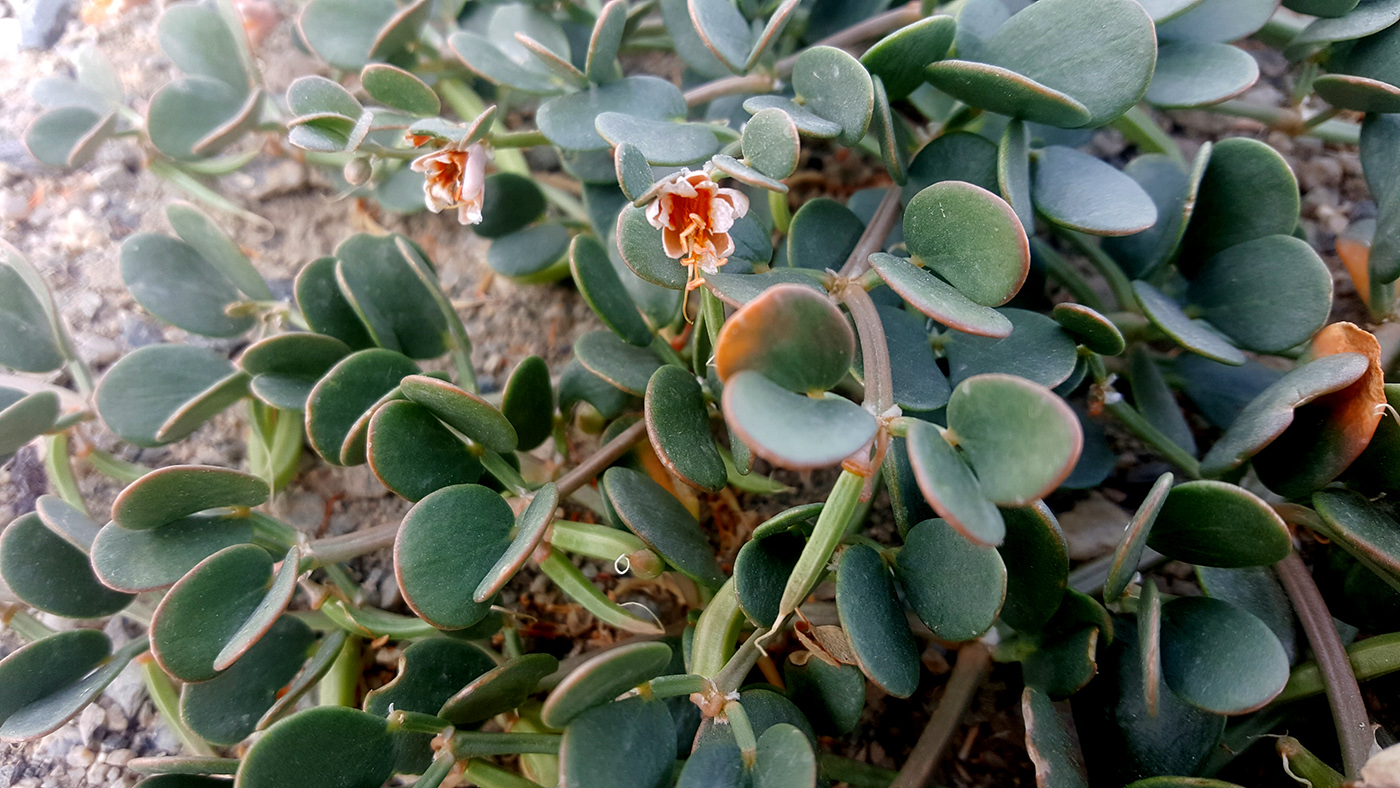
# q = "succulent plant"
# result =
<box><xmin>9</xmin><ymin>0</ymin><xmax>1400</xmax><ymax>786</ymax></box>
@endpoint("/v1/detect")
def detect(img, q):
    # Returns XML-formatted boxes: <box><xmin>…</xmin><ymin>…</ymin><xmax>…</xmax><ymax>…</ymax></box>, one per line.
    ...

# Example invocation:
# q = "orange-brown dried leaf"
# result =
<box><xmin>1312</xmin><ymin>321</ymin><xmax>1386</xmax><ymax>466</ymax></box>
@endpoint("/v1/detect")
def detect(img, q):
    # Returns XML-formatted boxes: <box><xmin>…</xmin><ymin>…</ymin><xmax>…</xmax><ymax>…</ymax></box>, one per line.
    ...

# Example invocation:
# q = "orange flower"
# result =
<box><xmin>410</xmin><ymin>141</ymin><xmax>489</xmax><ymax>225</ymax></box>
<box><xmin>645</xmin><ymin>169</ymin><xmax>749</xmax><ymax>291</ymax></box>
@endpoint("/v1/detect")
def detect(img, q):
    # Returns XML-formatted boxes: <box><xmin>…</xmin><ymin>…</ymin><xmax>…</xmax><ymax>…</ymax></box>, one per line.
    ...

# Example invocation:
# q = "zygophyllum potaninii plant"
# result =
<box><xmin>7</xmin><ymin>0</ymin><xmax>1400</xmax><ymax>786</ymax></box>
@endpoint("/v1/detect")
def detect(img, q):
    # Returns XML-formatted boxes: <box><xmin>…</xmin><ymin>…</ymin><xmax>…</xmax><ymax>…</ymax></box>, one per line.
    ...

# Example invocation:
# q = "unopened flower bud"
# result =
<box><xmin>343</xmin><ymin>156</ymin><xmax>372</xmax><ymax>186</ymax></box>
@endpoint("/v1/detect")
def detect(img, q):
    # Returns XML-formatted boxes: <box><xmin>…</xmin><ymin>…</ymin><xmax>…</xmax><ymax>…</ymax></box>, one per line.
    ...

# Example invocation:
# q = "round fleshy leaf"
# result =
<box><xmin>294</xmin><ymin>256</ymin><xmax>374</xmax><ymax>350</ymax></box>
<box><xmin>439</xmin><ymin>652</ymin><xmax>559</xmax><ymax>724</ymax></box>
<box><xmin>537</xmin><ymin>76</ymin><xmax>686</xmax><ymax>152</ymax></box>
<box><xmin>1071</xmin><ymin>618</ymin><xmax>1225</xmax><ymax>784</ymax></box>
<box><xmin>1157</xmin><ymin>0</ymin><xmax>1275</xmax><ymax>42</ymax></box>
<box><xmin>1023</xmin><ymin>624</ymin><xmax>1100</xmax><ymax>699</ymax></box>
<box><xmin>721</xmin><ymin>370</ymin><xmax>877</xmax><ymax>469</ymax></box>
<box><xmin>94</xmin><ymin>344</ymin><xmax>250</xmax><ymax>448</ymax></box>
<box><xmin>752</xmin><ymin>723</ymin><xmax>817</xmax><ymax>788</ymax></box>
<box><xmin>147</xmin><ymin>77</ymin><xmax>260</xmax><ymax>160</ymax></box>
<box><xmin>502</xmin><ymin>355</ymin><xmax>554</xmax><ymax>452</ymax></box>
<box><xmin>585</xmin><ymin>0</ymin><xmax>627</xmax><ymax>82</ymax></box>
<box><xmin>1196</xmin><ymin>565</ymin><xmax>1297</xmax><ymax>663</ymax></box>
<box><xmin>112</xmin><ymin>465</ymin><xmax>267</xmax><ymax>531</ymax></box>
<box><xmin>165</xmin><ymin>202</ymin><xmax>269</xmax><ymax>301</ymax></box>
<box><xmin>783</xmin><ymin>656</ymin><xmax>864</xmax><ymax>736</ymax></box>
<box><xmin>896</xmin><ymin>518</ymin><xmax>1007</xmax><ymax>641</ymax></box>
<box><xmin>236</xmin><ymin>706</ymin><xmax>396</xmax><ymax>788</ymax></box>
<box><xmin>714</xmin><ymin>284</ymin><xmax>853</xmax><ymax>393</ymax></box>
<box><xmin>157</xmin><ymin>0</ymin><xmax>250</xmax><ymax>88</ymax></box>
<box><xmin>240</xmin><ymin>333</ymin><xmax>351</xmax><ymax>411</ymax></box>
<box><xmin>617</xmin><ymin>204</ymin><xmax>689</xmax><ymax>289</ymax></box>
<box><xmin>309</xmin><ymin>348</ymin><xmax>417</xmax><ymax>464</ymax></box>
<box><xmin>572</xmin><ymin>235</ymin><xmax>651</xmax><ymax>347</ymax></box>
<box><xmin>0</xmin><ymin>251</ymin><xmax>64</xmax><ymax>374</ymax></box>
<box><xmin>1146</xmin><ymin>481</ymin><xmax>1291</xmax><ymax>568</ymax></box>
<box><xmin>287</xmin><ymin>76</ymin><xmax>361</xmax><ymax>121</ymax></box>
<box><xmin>998</xmin><ymin>119</ymin><xmax>1034</xmax><ymax>230</ymax></box>
<box><xmin>24</xmin><ymin>106</ymin><xmax>116</xmax><ymax>169</ymax></box>
<box><xmin>595</xmin><ymin>113</ymin><xmax>718</xmax><ymax>167</ymax></box>
<box><xmin>931</xmin><ymin>51</ymin><xmax>1092</xmax><ymax>125</ymax></box>
<box><xmin>1187</xmin><ymin>235</ymin><xmax>1332</xmax><ymax>354</ymax></box>
<box><xmin>945</xmin><ymin>374</ymin><xmax>1082</xmax><ymax>506</ymax></box>
<box><xmin>997</xmin><ymin>503</ymin><xmax>1070</xmax><ymax>632</ymax></box>
<box><xmin>0</xmin><ymin>513</ymin><xmax>132</xmax><ymax>618</ymax></box>
<box><xmin>678</xmin><ymin>741</ymin><xmax>745</xmax><ymax>788</ymax></box>
<box><xmin>151</xmin><ymin>544</ymin><xmax>275</xmax><ymax>682</ymax></box>
<box><xmin>742</xmin><ymin>96</ymin><xmax>842</xmax><ymax>139</ymax></box>
<box><xmin>1316</xmin><ymin>25</ymin><xmax>1400</xmax><ymax>111</ymax></box>
<box><xmin>475</xmin><ymin>484</ymin><xmax>558</xmax><ymax>603</ymax></box>
<box><xmin>867</xmin><ymin>253</ymin><xmax>1012</xmax><ymax>337</ymax></box>
<box><xmin>1105</xmin><ymin>472</ymin><xmax>1173</xmax><ymax>604</ymax></box>
<box><xmin>735</xmin><ymin>531</ymin><xmax>804</xmax><ymax>628</ymax></box>
<box><xmin>0</xmin><ymin>390</ymin><xmax>59</xmax><ymax>458</ymax></box>
<box><xmin>869</xmin><ymin>77</ymin><xmax>908</xmax><ymax>183</ymax></box>
<box><xmin>1133</xmin><ymin>281</ymin><xmax>1244</xmax><ymax>366</ymax></box>
<box><xmin>541</xmin><ymin>641</ymin><xmax>673</xmax><ymax>729</ymax></box>
<box><xmin>298</xmin><ymin>0</ymin><xmax>426</xmax><ymax>69</ymax></box>
<box><xmin>1199</xmin><ymin>353</ymin><xmax>1370</xmax><ymax>477</ymax></box>
<box><xmin>645</xmin><ymin>365</ymin><xmax>726</xmax><ymax>492</ymax></box>
<box><xmin>558</xmin><ymin>696</ymin><xmax>676</xmax><ymax>788</ymax></box>
<box><xmin>395</xmin><ymin>484</ymin><xmax>513</xmax><ymax>630</ymax></box>
<box><xmin>33</xmin><ymin>495</ymin><xmax>100</xmax><ymax>552</ymax></box>
<box><xmin>92</xmin><ymin>514</ymin><xmax>254</xmax><ymax>593</ymax></box>
<box><xmin>487</xmin><ymin>223</ymin><xmax>570</xmax><ymax>283</ymax></box>
<box><xmin>787</xmin><ymin>197</ymin><xmax>864</xmax><ymax>272</ymax></box>
<box><xmin>943</xmin><ymin>308</ymin><xmax>1078</xmax><ymax>387</ymax></box>
<box><xmin>1052</xmin><ymin>304</ymin><xmax>1125</xmax><ymax>355</ymax></box>
<box><xmin>615</xmin><ymin>143</ymin><xmax>654</xmax><ymax>202</ymax></box>
<box><xmin>558</xmin><ymin>357</ymin><xmax>636</xmax><ymax>420</ymax></box>
<box><xmin>1291</xmin><ymin>0</ymin><xmax>1400</xmax><ymax>51</ymax></box>
<box><xmin>181</xmin><ymin>616</ymin><xmax>315</xmax><ymax>746</ymax></box>
<box><xmin>1032</xmin><ymin>146</ymin><xmax>1158</xmax><ymax>236</ymax></box>
<box><xmin>687</xmin><ymin>0</ymin><xmax>750</xmax><ymax>72</ymax></box>
<box><xmin>861</xmin><ymin>16</ymin><xmax>957</xmax><ymax>100</ymax></box>
<box><xmin>869</xmin><ymin>304</ymin><xmax>952</xmax><ymax>411</ymax></box>
<box><xmin>120</xmin><ymin>233</ymin><xmax>255</xmax><ymax>338</ymax></box>
<box><xmin>791</xmin><ymin>47</ymin><xmax>874</xmax><ymax>146</ymax></box>
<box><xmin>1177</xmin><ymin>137</ymin><xmax>1299</xmax><ymax>269</ymax></box>
<box><xmin>361</xmin><ymin>64</ymin><xmax>439</xmax><ymax>116</ymax></box>
<box><xmin>401</xmin><ymin>375</ymin><xmax>518</xmax><ymax>454</ymax></box>
<box><xmin>574</xmin><ymin>330</ymin><xmax>665</xmax><ymax>396</ymax></box>
<box><xmin>743</xmin><ymin>108</ymin><xmax>800</xmax><ymax>180</ymax></box>
<box><xmin>905</xmin><ymin>419</ymin><xmax>1005</xmax><ymax>546</ymax></box>
<box><xmin>449</xmin><ymin>30</ymin><xmax>561</xmax><ymax>94</ymax></box>
<box><xmin>1146</xmin><ymin>42</ymin><xmax>1259</xmax><ymax>108</ymax></box>
<box><xmin>704</xmin><ymin>268</ymin><xmax>824</xmax><ymax>308</ymax></box>
<box><xmin>603</xmin><ymin>467</ymin><xmax>726</xmax><ymax>589</ymax></box>
<box><xmin>364</xmin><ymin>639</ymin><xmax>496</xmax><ymax>717</ymax></box>
<box><xmin>0</xmin><ymin>630</ymin><xmax>145</xmax><ymax>742</ymax></box>
<box><xmin>904</xmin><ymin>181</ymin><xmax>1029</xmax><ymax>307</ymax></box>
<box><xmin>1159</xmin><ymin>597</ymin><xmax>1288</xmax><ymax>714</ymax></box>
<box><xmin>1022</xmin><ymin>686</ymin><xmax>1089</xmax><ymax>786</ymax></box>
<box><xmin>334</xmin><ymin>233</ymin><xmax>449</xmax><ymax>358</ymax></box>
<box><xmin>906</xmin><ymin>133</ymin><xmax>999</xmax><ymax>205</ymax></box>
<box><xmin>211</xmin><ymin>544</ymin><xmax>296</xmax><ymax>673</ymax></box>
<box><xmin>1311</xmin><ymin>489</ymin><xmax>1400</xmax><ymax>591</ymax></box>
<box><xmin>367</xmin><ymin>401</ymin><xmax>482</xmax><ymax>502</ymax></box>
<box><xmin>475</xmin><ymin>173</ymin><xmax>548</xmax><ymax>239</ymax></box>
<box><xmin>1103</xmin><ymin>146</ymin><xmax>1211</xmax><ymax>278</ymax></box>
<box><xmin>837</xmin><ymin>544</ymin><xmax>920</xmax><ymax>698</ymax></box>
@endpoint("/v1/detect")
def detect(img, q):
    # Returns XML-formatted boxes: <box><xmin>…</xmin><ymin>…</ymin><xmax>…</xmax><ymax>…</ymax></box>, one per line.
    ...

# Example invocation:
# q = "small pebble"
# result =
<box><xmin>105</xmin><ymin>748</ymin><xmax>133</xmax><ymax>767</ymax></box>
<box><xmin>66</xmin><ymin>745</ymin><xmax>95</xmax><ymax>768</ymax></box>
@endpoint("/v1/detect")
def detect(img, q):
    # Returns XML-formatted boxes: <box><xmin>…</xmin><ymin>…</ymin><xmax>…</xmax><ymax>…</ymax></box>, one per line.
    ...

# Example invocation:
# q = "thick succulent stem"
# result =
<box><xmin>1275</xmin><ymin>551</ymin><xmax>1373</xmax><ymax>779</ymax></box>
<box><xmin>890</xmin><ymin>642</ymin><xmax>991</xmax><ymax>788</ymax></box>
<box><xmin>447</xmin><ymin>731</ymin><xmax>563</xmax><ymax>757</ymax></box>
<box><xmin>553</xmin><ymin>418</ymin><xmax>648</xmax><ymax>498</ymax></box>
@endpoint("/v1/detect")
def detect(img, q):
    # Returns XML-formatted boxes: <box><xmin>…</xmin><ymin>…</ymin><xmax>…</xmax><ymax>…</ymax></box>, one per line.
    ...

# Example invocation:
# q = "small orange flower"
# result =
<box><xmin>410</xmin><ymin>141</ymin><xmax>489</xmax><ymax>225</ymax></box>
<box><xmin>645</xmin><ymin>169</ymin><xmax>749</xmax><ymax>291</ymax></box>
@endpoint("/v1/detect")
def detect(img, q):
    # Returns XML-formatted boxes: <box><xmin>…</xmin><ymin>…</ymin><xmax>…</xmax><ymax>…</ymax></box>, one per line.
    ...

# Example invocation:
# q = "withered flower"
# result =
<box><xmin>645</xmin><ymin>169</ymin><xmax>749</xmax><ymax>291</ymax></box>
<box><xmin>410</xmin><ymin>140</ymin><xmax>490</xmax><ymax>226</ymax></box>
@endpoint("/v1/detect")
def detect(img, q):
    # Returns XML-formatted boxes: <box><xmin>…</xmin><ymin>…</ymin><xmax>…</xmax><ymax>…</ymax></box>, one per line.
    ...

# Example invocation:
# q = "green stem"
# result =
<box><xmin>649</xmin><ymin>673</ymin><xmax>709</xmax><ymax>698</ymax></box>
<box><xmin>552</xmin><ymin>419</ymin><xmax>649</xmax><ymax>498</ymax></box>
<box><xmin>1201</xmin><ymin>99</ymin><xmax>1360</xmax><ymax>146</ymax></box>
<box><xmin>1059</xmin><ymin>230</ymin><xmax>1138</xmax><ymax>313</ymax></box>
<box><xmin>42</xmin><ymin>434</ymin><xmax>88</xmax><ymax>516</ymax></box>
<box><xmin>307</xmin><ymin>523</ymin><xmax>398</xmax><ymax>567</ymax></box>
<box><xmin>3</xmin><ymin>609</ymin><xmax>55</xmax><ymax>642</ymax></box>
<box><xmin>141</xmin><ymin>660</ymin><xmax>217</xmax><ymax>756</ymax></box>
<box><xmin>819</xmin><ymin>754</ymin><xmax>903</xmax><ymax>788</ymax></box>
<box><xmin>1032</xmin><ymin>238</ymin><xmax>1107</xmax><ymax>312</ymax></box>
<box><xmin>481</xmin><ymin>450</ymin><xmax>531</xmax><ymax>496</ymax></box>
<box><xmin>1275</xmin><ymin>632</ymin><xmax>1400</xmax><ymax>704</ymax></box>
<box><xmin>1111</xmin><ymin>105</ymin><xmax>1185</xmax><ymax>167</ymax></box>
<box><xmin>448</xmin><ymin>731</ymin><xmax>563</xmax><ymax>757</ymax></box>
<box><xmin>249</xmin><ymin>512</ymin><xmax>301</xmax><ymax>551</ymax></box>
<box><xmin>650</xmin><ymin>334</ymin><xmax>686</xmax><ymax>368</ymax></box>
<box><xmin>462</xmin><ymin>760</ymin><xmax>547</xmax><ymax>788</ymax></box>
<box><xmin>537</xmin><ymin>182</ymin><xmax>591</xmax><ymax>225</ymax></box>
<box><xmin>1277</xmin><ymin>736</ymin><xmax>1345</xmax><ymax>788</ymax></box>
<box><xmin>413</xmin><ymin>754</ymin><xmax>458</xmax><ymax>788</ymax></box>
<box><xmin>537</xmin><ymin>550</ymin><xmax>664</xmax><ymax>634</ymax></box>
<box><xmin>768</xmin><ymin>189</ymin><xmax>792</xmax><ymax>235</ymax></box>
<box><xmin>777</xmin><ymin>471</ymin><xmax>865</xmax><ymax>619</ymax></box>
<box><xmin>85</xmin><ymin>449</ymin><xmax>149</xmax><ymax>484</ymax></box>
<box><xmin>690</xmin><ymin>579</ymin><xmax>745</xmax><ymax>679</ymax></box>
<box><xmin>724</xmin><ymin>700</ymin><xmax>758</xmax><ymax>766</ymax></box>
<box><xmin>147</xmin><ymin>158</ymin><xmax>271</xmax><ymax>229</ymax></box>
<box><xmin>1104</xmin><ymin>398</ymin><xmax>1202</xmax><ymax>479</ymax></box>
<box><xmin>319</xmin><ymin>635</ymin><xmax>361</xmax><ymax>707</ymax></box>
<box><xmin>1304</xmin><ymin>106</ymin><xmax>1344</xmax><ymax>130</ymax></box>
<box><xmin>388</xmin><ymin>710</ymin><xmax>454</xmax><ymax>735</ymax></box>
<box><xmin>549</xmin><ymin>520</ymin><xmax>657</xmax><ymax>571</ymax></box>
<box><xmin>701</xmin><ymin>288</ymin><xmax>725</xmax><ymax>353</ymax></box>
<box><xmin>490</xmin><ymin>129</ymin><xmax>549</xmax><ymax>148</ymax></box>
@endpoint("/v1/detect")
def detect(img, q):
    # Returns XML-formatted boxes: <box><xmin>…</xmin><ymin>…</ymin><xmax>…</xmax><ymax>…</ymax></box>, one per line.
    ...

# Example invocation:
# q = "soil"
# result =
<box><xmin>0</xmin><ymin>4</ymin><xmax>1386</xmax><ymax>788</ymax></box>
